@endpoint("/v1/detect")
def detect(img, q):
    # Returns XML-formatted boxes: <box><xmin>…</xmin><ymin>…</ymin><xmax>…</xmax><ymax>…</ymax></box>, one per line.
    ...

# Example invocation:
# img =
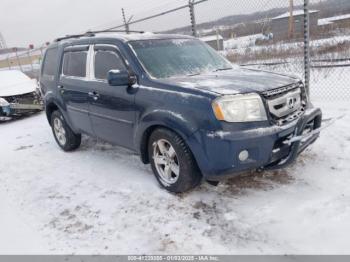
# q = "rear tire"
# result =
<box><xmin>148</xmin><ymin>128</ymin><xmax>202</xmax><ymax>193</ymax></box>
<box><xmin>51</xmin><ymin>110</ymin><xmax>81</xmax><ymax>151</ymax></box>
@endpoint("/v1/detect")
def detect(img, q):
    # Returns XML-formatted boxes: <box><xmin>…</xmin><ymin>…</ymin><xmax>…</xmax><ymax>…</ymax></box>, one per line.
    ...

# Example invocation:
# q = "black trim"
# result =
<box><xmin>89</xmin><ymin>111</ymin><xmax>133</xmax><ymax>125</ymax></box>
<box><xmin>64</xmin><ymin>45</ymin><xmax>89</xmax><ymax>52</ymax></box>
<box><xmin>264</xmin><ymin>107</ymin><xmax>322</xmax><ymax>170</ymax></box>
<box><xmin>67</xmin><ymin>105</ymin><xmax>89</xmax><ymax>114</ymax></box>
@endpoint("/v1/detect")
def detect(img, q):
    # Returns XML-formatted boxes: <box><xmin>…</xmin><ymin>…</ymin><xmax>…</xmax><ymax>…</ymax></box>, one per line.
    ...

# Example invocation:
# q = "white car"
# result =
<box><xmin>0</xmin><ymin>70</ymin><xmax>42</xmax><ymax>120</ymax></box>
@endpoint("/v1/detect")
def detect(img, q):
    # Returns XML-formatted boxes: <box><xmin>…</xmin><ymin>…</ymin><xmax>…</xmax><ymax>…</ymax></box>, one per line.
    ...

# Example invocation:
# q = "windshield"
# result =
<box><xmin>129</xmin><ymin>38</ymin><xmax>233</xmax><ymax>79</ymax></box>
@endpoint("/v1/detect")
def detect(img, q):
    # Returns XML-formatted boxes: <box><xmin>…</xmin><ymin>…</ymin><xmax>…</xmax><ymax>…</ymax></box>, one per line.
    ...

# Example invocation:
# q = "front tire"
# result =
<box><xmin>51</xmin><ymin>110</ymin><xmax>81</xmax><ymax>151</ymax></box>
<box><xmin>148</xmin><ymin>128</ymin><xmax>202</xmax><ymax>193</ymax></box>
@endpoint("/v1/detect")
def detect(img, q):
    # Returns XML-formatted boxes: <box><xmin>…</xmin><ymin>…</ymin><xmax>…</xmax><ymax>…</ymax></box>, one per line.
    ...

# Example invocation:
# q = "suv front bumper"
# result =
<box><xmin>188</xmin><ymin>107</ymin><xmax>322</xmax><ymax>180</ymax></box>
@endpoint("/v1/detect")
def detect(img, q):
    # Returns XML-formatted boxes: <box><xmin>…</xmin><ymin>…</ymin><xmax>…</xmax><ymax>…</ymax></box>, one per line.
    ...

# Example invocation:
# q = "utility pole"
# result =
<box><xmin>14</xmin><ymin>48</ymin><xmax>23</xmax><ymax>72</ymax></box>
<box><xmin>288</xmin><ymin>0</ymin><xmax>294</xmax><ymax>39</ymax></box>
<box><xmin>122</xmin><ymin>8</ymin><xmax>129</xmax><ymax>34</ymax></box>
<box><xmin>0</xmin><ymin>32</ymin><xmax>7</xmax><ymax>49</ymax></box>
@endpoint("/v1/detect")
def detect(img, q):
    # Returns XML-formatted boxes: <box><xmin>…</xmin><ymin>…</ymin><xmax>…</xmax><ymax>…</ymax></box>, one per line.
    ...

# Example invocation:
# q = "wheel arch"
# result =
<box><xmin>140</xmin><ymin>124</ymin><xmax>191</xmax><ymax>164</ymax></box>
<box><xmin>45</xmin><ymin>101</ymin><xmax>59</xmax><ymax>125</ymax></box>
<box><xmin>45</xmin><ymin>98</ymin><xmax>74</xmax><ymax>132</ymax></box>
<box><xmin>136</xmin><ymin>110</ymin><xmax>200</xmax><ymax>164</ymax></box>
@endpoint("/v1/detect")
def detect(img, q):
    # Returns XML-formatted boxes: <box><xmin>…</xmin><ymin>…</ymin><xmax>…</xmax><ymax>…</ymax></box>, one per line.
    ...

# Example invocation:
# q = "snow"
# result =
<box><xmin>0</xmin><ymin>190</ymin><xmax>48</xmax><ymax>254</ymax></box>
<box><xmin>224</xmin><ymin>34</ymin><xmax>264</xmax><ymax>50</ymax></box>
<box><xmin>0</xmin><ymin>70</ymin><xmax>37</xmax><ymax>96</ymax></box>
<box><xmin>1</xmin><ymin>67</ymin><xmax>350</xmax><ymax>254</ymax></box>
<box><xmin>200</xmin><ymin>35</ymin><xmax>223</xmax><ymax>42</ymax></box>
<box><xmin>318</xmin><ymin>19</ymin><xmax>334</xmax><ymax>26</ymax></box>
<box><xmin>319</xmin><ymin>13</ymin><xmax>350</xmax><ymax>26</ymax></box>
<box><xmin>223</xmin><ymin>34</ymin><xmax>350</xmax><ymax>58</ymax></box>
<box><xmin>272</xmin><ymin>10</ymin><xmax>319</xmax><ymax>20</ymax></box>
<box><xmin>178</xmin><ymin>79</ymin><xmax>240</xmax><ymax>95</ymax></box>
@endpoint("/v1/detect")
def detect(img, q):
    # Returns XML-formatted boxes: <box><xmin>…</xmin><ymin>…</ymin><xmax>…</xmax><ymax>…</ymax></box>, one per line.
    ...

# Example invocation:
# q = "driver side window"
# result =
<box><xmin>94</xmin><ymin>50</ymin><xmax>126</xmax><ymax>80</ymax></box>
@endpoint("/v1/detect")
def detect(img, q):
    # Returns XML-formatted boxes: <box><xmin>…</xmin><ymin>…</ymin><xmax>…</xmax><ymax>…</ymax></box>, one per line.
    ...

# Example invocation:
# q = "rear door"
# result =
<box><xmin>59</xmin><ymin>45</ymin><xmax>94</xmax><ymax>135</ymax></box>
<box><xmin>87</xmin><ymin>44</ymin><xmax>136</xmax><ymax>149</ymax></box>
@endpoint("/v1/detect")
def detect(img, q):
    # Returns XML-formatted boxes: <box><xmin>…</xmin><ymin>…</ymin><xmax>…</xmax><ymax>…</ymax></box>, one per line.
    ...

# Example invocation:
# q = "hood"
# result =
<box><xmin>156</xmin><ymin>68</ymin><xmax>300</xmax><ymax>95</ymax></box>
<box><xmin>0</xmin><ymin>70</ymin><xmax>37</xmax><ymax>97</ymax></box>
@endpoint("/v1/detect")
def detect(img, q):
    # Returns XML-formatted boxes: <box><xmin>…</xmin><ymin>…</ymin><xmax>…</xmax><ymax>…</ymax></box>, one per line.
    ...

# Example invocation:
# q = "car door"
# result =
<box><xmin>58</xmin><ymin>45</ymin><xmax>94</xmax><ymax>135</ymax></box>
<box><xmin>87</xmin><ymin>44</ymin><xmax>136</xmax><ymax>149</ymax></box>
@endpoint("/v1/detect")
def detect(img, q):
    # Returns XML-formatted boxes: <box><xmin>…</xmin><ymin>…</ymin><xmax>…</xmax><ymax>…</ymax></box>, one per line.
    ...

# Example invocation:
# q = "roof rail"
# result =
<box><xmin>86</xmin><ymin>29</ymin><xmax>146</xmax><ymax>34</ymax></box>
<box><xmin>54</xmin><ymin>30</ymin><xmax>146</xmax><ymax>42</ymax></box>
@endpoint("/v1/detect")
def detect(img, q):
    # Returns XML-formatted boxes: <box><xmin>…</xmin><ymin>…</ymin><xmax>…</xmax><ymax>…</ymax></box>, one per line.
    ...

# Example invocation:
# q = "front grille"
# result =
<box><xmin>262</xmin><ymin>82</ymin><xmax>306</xmax><ymax>125</ymax></box>
<box><xmin>4</xmin><ymin>92</ymin><xmax>40</xmax><ymax>104</ymax></box>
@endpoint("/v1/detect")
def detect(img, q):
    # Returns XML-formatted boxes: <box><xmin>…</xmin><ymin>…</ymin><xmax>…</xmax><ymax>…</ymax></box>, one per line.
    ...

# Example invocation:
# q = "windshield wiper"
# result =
<box><xmin>213</xmin><ymin>67</ymin><xmax>232</xmax><ymax>72</ymax></box>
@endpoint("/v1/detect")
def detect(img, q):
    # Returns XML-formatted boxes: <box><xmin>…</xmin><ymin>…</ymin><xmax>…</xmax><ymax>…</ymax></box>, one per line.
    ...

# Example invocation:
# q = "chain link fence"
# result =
<box><xmin>1</xmin><ymin>0</ymin><xmax>349</xmax><ymax>101</ymax></box>
<box><xmin>0</xmin><ymin>46</ymin><xmax>44</xmax><ymax>78</ymax></box>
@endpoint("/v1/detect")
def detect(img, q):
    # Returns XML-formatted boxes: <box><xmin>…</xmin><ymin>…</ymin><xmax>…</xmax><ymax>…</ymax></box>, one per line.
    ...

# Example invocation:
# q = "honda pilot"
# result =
<box><xmin>40</xmin><ymin>32</ymin><xmax>322</xmax><ymax>193</ymax></box>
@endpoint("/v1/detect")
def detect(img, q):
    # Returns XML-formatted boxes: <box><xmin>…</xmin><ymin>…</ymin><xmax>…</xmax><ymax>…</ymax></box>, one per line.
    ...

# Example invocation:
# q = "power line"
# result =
<box><xmin>104</xmin><ymin>0</ymin><xmax>208</xmax><ymax>31</ymax></box>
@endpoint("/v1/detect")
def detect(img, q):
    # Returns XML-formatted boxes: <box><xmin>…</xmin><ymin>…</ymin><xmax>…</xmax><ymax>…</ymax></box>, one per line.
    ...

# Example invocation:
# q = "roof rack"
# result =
<box><xmin>54</xmin><ymin>30</ymin><xmax>146</xmax><ymax>42</ymax></box>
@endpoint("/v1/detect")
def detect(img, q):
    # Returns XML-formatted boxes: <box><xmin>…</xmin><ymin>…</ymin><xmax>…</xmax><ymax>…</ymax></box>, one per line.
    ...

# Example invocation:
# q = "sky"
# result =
<box><xmin>0</xmin><ymin>0</ymin><xmax>304</xmax><ymax>48</ymax></box>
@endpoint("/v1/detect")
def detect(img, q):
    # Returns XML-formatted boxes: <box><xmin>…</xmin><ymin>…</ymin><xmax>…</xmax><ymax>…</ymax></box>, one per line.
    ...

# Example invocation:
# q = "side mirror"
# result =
<box><xmin>107</xmin><ymin>70</ymin><xmax>137</xmax><ymax>87</ymax></box>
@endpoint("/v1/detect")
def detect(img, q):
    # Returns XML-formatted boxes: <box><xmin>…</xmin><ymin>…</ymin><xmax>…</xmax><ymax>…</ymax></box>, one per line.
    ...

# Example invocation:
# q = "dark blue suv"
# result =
<box><xmin>40</xmin><ymin>31</ymin><xmax>322</xmax><ymax>193</ymax></box>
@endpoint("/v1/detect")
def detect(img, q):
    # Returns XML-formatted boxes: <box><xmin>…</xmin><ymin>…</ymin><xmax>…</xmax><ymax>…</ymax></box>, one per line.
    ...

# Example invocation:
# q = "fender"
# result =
<box><xmin>134</xmin><ymin>109</ymin><xmax>199</xmax><ymax>157</ymax></box>
<box><xmin>44</xmin><ymin>92</ymin><xmax>77</xmax><ymax>133</ymax></box>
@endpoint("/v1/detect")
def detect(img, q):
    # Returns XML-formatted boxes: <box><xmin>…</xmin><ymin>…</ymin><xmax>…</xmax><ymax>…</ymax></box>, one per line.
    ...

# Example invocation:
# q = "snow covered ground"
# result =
<box><xmin>224</xmin><ymin>34</ymin><xmax>265</xmax><ymax>50</ymax></box>
<box><xmin>223</xmin><ymin>33</ymin><xmax>350</xmax><ymax>67</ymax></box>
<box><xmin>0</xmin><ymin>72</ymin><xmax>350</xmax><ymax>254</ymax></box>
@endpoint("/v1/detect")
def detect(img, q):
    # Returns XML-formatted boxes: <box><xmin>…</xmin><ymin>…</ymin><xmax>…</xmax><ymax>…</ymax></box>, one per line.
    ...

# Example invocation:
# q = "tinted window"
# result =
<box><xmin>62</xmin><ymin>51</ymin><xmax>87</xmax><ymax>77</ymax></box>
<box><xmin>42</xmin><ymin>48</ymin><xmax>58</xmax><ymax>77</ymax></box>
<box><xmin>94</xmin><ymin>50</ymin><xmax>126</xmax><ymax>80</ymax></box>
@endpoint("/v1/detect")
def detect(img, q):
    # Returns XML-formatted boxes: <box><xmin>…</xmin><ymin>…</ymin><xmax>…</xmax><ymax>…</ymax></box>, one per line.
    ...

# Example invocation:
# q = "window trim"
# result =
<box><xmin>90</xmin><ymin>44</ymin><xmax>128</xmax><ymax>83</ymax></box>
<box><xmin>59</xmin><ymin>44</ymin><xmax>130</xmax><ymax>82</ymax></box>
<box><xmin>60</xmin><ymin>45</ymin><xmax>90</xmax><ymax>80</ymax></box>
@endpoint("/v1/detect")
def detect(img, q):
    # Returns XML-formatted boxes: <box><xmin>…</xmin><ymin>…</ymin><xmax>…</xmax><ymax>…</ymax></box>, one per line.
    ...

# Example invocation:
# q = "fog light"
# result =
<box><xmin>238</xmin><ymin>150</ymin><xmax>249</xmax><ymax>162</ymax></box>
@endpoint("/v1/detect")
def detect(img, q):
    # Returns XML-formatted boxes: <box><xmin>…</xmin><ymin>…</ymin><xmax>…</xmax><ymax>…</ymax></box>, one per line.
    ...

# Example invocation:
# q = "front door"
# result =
<box><xmin>87</xmin><ymin>44</ymin><xmax>136</xmax><ymax>149</ymax></box>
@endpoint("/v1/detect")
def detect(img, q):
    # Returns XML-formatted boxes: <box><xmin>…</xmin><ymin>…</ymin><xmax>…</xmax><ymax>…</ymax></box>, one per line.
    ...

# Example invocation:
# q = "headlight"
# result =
<box><xmin>212</xmin><ymin>93</ymin><xmax>267</xmax><ymax>122</ymax></box>
<box><xmin>0</xmin><ymin>98</ymin><xmax>10</xmax><ymax>107</ymax></box>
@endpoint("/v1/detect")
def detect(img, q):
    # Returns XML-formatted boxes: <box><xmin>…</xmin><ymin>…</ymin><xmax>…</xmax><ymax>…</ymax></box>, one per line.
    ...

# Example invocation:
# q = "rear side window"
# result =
<box><xmin>94</xmin><ymin>50</ymin><xmax>126</xmax><ymax>80</ymax></box>
<box><xmin>42</xmin><ymin>48</ymin><xmax>58</xmax><ymax>77</ymax></box>
<box><xmin>62</xmin><ymin>51</ymin><xmax>87</xmax><ymax>78</ymax></box>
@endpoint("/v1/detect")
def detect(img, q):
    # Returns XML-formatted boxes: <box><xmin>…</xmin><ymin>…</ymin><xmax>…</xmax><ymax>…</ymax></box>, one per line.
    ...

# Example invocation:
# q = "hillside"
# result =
<box><xmin>163</xmin><ymin>0</ymin><xmax>350</xmax><ymax>37</ymax></box>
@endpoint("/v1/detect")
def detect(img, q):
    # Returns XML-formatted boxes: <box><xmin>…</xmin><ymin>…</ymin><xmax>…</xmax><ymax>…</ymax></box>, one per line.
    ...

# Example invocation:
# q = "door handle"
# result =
<box><xmin>88</xmin><ymin>91</ymin><xmax>100</xmax><ymax>100</ymax></box>
<box><xmin>58</xmin><ymin>85</ymin><xmax>65</xmax><ymax>94</ymax></box>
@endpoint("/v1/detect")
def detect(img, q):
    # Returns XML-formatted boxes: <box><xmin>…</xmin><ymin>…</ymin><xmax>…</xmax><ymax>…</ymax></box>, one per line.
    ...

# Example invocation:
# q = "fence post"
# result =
<box><xmin>189</xmin><ymin>0</ymin><xmax>197</xmax><ymax>37</ymax></box>
<box><xmin>7</xmin><ymin>55</ymin><xmax>12</xmax><ymax>70</ymax></box>
<box><xmin>27</xmin><ymin>49</ymin><xmax>34</xmax><ymax>72</ymax></box>
<box><xmin>122</xmin><ymin>8</ymin><xmax>130</xmax><ymax>34</ymax></box>
<box><xmin>15</xmin><ymin>48</ymin><xmax>23</xmax><ymax>72</ymax></box>
<box><xmin>304</xmin><ymin>0</ymin><xmax>311</xmax><ymax>98</ymax></box>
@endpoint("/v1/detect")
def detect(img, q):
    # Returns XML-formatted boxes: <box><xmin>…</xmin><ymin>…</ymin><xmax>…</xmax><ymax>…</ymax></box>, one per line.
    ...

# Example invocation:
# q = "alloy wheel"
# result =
<box><xmin>53</xmin><ymin>117</ymin><xmax>67</xmax><ymax>146</ymax></box>
<box><xmin>153</xmin><ymin>139</ymin><xmax>180</xmax><ymax>185</ymax></box>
